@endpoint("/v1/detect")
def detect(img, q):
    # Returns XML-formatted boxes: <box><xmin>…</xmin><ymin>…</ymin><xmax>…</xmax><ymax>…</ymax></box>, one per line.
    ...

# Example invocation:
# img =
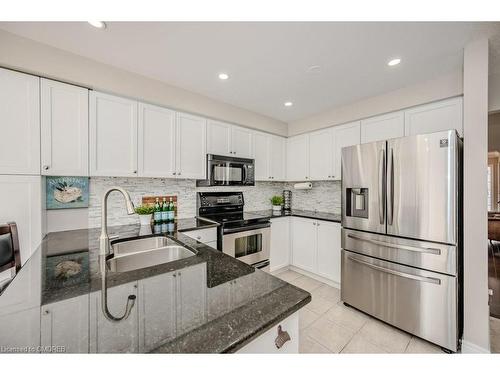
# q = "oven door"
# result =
<box><xmin>223</xmin><ymin>226</ymin><xmax>270</xmax><ymax>265</ymax></box>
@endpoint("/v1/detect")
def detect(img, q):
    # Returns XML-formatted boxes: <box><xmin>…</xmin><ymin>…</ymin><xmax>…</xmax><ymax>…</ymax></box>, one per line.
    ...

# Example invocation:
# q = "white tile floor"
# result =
<box><xmin>491</xmin><ymin>317</ymin><xmax>500</xmax><ymax>353</ymax></box>
<box><xmin>274</xmin><ymin>269</ymin><xmax>444</xmax><ymax>354</ymax></box>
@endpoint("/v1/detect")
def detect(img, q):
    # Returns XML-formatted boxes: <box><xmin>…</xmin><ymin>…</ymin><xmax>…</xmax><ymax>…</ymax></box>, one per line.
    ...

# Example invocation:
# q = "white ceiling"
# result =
<box><xmin>1</xmin><ymin>22</ymin><xmax>500</xmax><ymax>123</ymax></box>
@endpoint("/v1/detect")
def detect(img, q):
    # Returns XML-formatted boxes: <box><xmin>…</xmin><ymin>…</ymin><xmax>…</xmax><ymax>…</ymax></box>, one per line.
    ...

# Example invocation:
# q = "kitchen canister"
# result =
<box><xmin>282</xmin><ymin>190</ymin><xmax>292</xmax><ymax>211</ymax></box>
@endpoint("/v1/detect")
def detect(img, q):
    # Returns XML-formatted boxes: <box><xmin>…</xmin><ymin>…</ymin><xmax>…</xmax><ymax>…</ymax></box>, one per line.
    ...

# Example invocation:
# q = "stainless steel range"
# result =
<box><xmin>197</xmin><ymin>192</ymin><xmax>270</xmax><ymax>270</ymax></box>
<box><xmin>341</xmin><ymin>129</ymin><xmax>463</xmax><ymax>352</ymax></box>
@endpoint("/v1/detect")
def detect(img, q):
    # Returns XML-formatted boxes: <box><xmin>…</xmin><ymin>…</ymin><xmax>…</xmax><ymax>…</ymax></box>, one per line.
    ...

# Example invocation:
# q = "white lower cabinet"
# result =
<box><xmin>0</xmin><ymin>307</ymin><xmax>40</xmax><ymax>349</ymax></box>
<box><xmin>181</xmin><ymin>227</ymin><xmax>217</xmax><ymax>245</ymax></box>
<box><xmin>289</xmin><ymin>217</ymin><xmax>341</xmax><ymax>285</ymax></box>
<box><xmin>237</xmin><ymin>311</ymin><xmax>299</xmax><ymax>353</ymax></box>
<box><xmin>270</xmin><ymin>217</ymin><xmax>290</xmax><ymax>272</ymax></box>
<box><xmin>90</xmin><ymin>281</ymin><xmax>139</xmax><ymax>353</ymax></box>
<box><xmin>41</xmin><ymin>294</ymin><xmax>89</xmax><ymax>353</ymax></box>
<box><xmin>175</xmin><ymin>263</ymin><xmax>207</xmax><ymax>334</ymax></box>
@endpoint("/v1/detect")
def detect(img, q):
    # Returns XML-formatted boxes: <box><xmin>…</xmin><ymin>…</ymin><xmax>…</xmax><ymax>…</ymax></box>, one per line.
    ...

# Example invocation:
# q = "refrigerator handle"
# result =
<box><xmin>378</xmin><ymin>149</ymin><xmax>385</xmax><ymax>225</ymax></box>
<box><xmin>387</xmin><ymin>147</ymin><xmax>394</xmax><ymax>226</ymax></box>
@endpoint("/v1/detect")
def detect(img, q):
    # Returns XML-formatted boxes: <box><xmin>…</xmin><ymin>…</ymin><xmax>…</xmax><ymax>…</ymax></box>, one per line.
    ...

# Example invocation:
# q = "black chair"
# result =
<box><xmin>0</xmin><ymin>222</ymin><xmax>21</xmax><ymax>292</ymax></box>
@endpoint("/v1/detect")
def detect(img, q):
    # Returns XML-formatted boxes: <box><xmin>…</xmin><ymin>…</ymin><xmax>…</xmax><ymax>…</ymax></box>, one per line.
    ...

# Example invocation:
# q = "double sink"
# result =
<box><xmin>107</xmin><ymin>236</ymin><xmax>196</xmax><ymax>273</ymax></box>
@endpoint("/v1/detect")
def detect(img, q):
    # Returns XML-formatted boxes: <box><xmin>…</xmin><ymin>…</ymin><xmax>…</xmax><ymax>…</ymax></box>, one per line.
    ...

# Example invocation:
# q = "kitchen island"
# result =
<box><xmin>0</xmin><ymin>218</ymin><xmax>310</xmax><ymax>353</ymax></box>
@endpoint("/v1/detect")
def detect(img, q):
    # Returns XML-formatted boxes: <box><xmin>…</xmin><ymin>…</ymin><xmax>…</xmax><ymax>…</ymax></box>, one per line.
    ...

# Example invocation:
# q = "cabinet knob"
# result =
<box><xmin>196</xmin><ymin>236</ymin><xmax>201</xmax><ymax>240</ymax></box>
<box><xmin>43</xmin><ymin>165</ymin><xmax>50</xmax><ymax>170</ymax></box>
<box><xmin>178</xmin><ymin>172</ymin><xmax>181</xmax><ymax>176</ymax></box>
<box><xmin>173</xmin><ymin>172</ymin><xmax>176</xmax><ymax>175</ymax></box>
<box><xmin>44</xmin><ymin>310</ymin><xmax>50</xmax><ymax>315</ymax></box>
<box><xmin>133</xmin><ymin>170</ymin><xmax>137</xmax><ymax>174</ymax></box>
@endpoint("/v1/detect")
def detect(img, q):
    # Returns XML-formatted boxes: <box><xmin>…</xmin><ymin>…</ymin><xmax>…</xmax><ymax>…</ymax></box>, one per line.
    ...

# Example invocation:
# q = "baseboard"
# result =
<box><xmin>288</xmin><ymin>265</ymin><xmax>340</xmax><ymax>289</ymax></box>
<box><xmin>460</xmin><ymin>339</ymin><xmax>490</xmax><ymax>354</ymax></box>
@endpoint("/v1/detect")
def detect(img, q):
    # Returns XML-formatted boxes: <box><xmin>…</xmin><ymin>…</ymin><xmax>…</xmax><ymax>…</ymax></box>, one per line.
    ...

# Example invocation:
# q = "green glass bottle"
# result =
<box><xmin>153</xmin><ymin>198</ymin><xmax>161</xmax><ymax>223</ymax></box>
<box><xmin>161</xmin><ymin>197</ymin><xmax>168</xmax><ymax>222</ymax></box>
<box><xmin>168</xmin><ymin>197</ymin><xmax>175</xmax><ymax>221</ymax></box>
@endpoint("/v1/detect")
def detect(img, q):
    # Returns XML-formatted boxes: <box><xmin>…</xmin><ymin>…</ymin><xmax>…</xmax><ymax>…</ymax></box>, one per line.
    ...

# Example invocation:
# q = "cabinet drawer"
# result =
<box><xmin>182</xmin><ymin>228</ymin><xmax>217</xmax><ymax>244</ymax></box>
<box><xmin>237</xmin><ymin>311</ymin><xmax>299</xmax><ymax>353</ymax></box>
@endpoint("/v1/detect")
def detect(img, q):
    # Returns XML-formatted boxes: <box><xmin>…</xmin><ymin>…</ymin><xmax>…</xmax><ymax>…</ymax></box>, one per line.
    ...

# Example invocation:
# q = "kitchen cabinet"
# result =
<box><xmin>41</xmin><ymin>294</ymin><xmax>89</xmax><ymax>353</ymax></box>
<box><xmin>270</xmin><ymin>217</ymin><xmax>290</xmax><ymax>272</ymax></box>
<box><xmin>181</xmin><ymin>227</ymin><xmax>217</xmax><ymax>244</ymax></box>
<box><xmin>316</xmin><ymin>220</ymin><xmax>341</xmax><ymax>284</ymax></box>
<box><xmin>286</xmin><ymin>134</ymin><xmax>309</xmax><ymax>181</ymax></box>
<box><xmin>89</xmin><ymin>281</ymin><xmax>139</xmax><ymax>353</ymax></box>
<box><xmin>138</xmin><ymin>271</ymin><xmax>176</xmax><ymax>352</ymax></box>
<box><xmin>175</xmin><ymin>263</ymin><xmax>207</xmax><ymax>334</ymax></box>
<box><xmin>90</xmin><ymin>91</ymin><xmax>138</xmax><ymax>177</ymax></box>
<box><xmin>0</xmin><ymin>67</ymin><xmax>40</xmax><ymax>175</ymax></box>
<box><xmin>0</xmin><ymin>307</ymin><xmax>40</xmax><ymax>348</ymax></box>
<box><xmin>138</xmin><ymin>103</ymin><xmax>176</xmax><ymax>178</ymax></box>
<box><xmin>0</xmin><ymin>175</ymin><xmax>43</xmax><ymax>265</ymax></box>
<box><xmin>254</xmin><ymin>132</ymin><xmax>286</xmax><ymax>181</ymax></box>
<box><xmin>41</xmin><ymin>78</ymin><xmax>89</xmax><ymax>176</ymax></box>
<box><xmin>361</xmin><ymin>111</ymin><xmax>404</xmax><ymax>143</ymax></box>
<box><xmin>175</xmin><ymin>112</ymin><xmax>207</xmax><ymax>179</ymax></box>
<box><xmin>207</xmin><ymin>120</ymin><xmax>253</xmax><ymax>158</ymax></box>
<box><xmin>309</xmin><ymin>128</ymin><xmax>334</xmax><ymax>180</ymax></box>
<box><xmin>404</xmin><ymin>97</ymin><xmax>463</xmax><ymax>137</ymax></box>
<box><xmin>206</xmin><ymin>282</ymin><xmax>232</xmax><ymax>320</ymax></box>
<box><xmin>291</xmin><ymin>217</ymin><xmax>317</xmax><ymax>273</ymax></box>
<box><xmin>332</xmin><ymin>121</ymin><xmax>361</xmax><ymax>179</ymax></box>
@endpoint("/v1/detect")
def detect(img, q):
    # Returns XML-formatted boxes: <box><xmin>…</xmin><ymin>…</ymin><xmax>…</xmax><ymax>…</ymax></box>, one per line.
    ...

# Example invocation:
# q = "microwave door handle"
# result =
<box><xmin>242</xmin><ymin>164</ymin><xmax>247</xmax><ymax>183</ymax></box>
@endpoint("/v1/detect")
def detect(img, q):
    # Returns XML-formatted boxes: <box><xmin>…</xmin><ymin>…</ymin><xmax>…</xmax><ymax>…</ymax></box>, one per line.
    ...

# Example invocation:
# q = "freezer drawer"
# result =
<box><xmin>342</xmin><ymin>228</ymin><xmax>457</xmax><ymax>275</ymax></box>
<box><xmin>341</xmin><ymin>250</ymin><xmax>458</xmax><ymax>352</ymax></box>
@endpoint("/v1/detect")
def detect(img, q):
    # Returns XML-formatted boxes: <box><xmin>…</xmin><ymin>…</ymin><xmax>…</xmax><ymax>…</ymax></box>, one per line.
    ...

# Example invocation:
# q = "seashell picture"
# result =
<box><xmin>46</xmin><ymin>176</ymin><xmax>89</xmax><ymax>209</ymax></box>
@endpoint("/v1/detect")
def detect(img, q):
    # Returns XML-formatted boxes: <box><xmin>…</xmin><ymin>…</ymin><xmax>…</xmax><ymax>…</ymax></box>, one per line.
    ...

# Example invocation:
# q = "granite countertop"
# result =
<box><xmin>249</xmin><ymin>209</ymin><xmax>341</xmax><ymax>223</ymax></box>
<box><xmin>4</xmin><ymin>217</ymin><xmax>310</xmax><ymax>353</ymax></box>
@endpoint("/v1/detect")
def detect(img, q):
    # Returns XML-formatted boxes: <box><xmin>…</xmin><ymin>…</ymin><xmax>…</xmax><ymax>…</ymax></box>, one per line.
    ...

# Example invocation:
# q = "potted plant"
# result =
<box><xmin>270</xmin><ymin>195</ymin><xmax>284</xmax><ymax>212</ymax></box>
<box><xmin>135</xmin><ymin>204</ymin><xmax>154</xmax><ymax>226</ymax></box>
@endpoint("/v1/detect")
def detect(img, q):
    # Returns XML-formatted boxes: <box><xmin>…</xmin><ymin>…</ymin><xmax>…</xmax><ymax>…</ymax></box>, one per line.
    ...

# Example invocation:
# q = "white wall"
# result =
<box><xmin>0</xmin><ymin>29</ymin><xmax>287</xmax><ymax>137</ymax></box>
<box><xmin>462</xmin><ymin>38</ymin><xmax>490</xmax><ymax>353</ymax></box>
<box><xmin>287</xmin><ymin>69</ymin><xmax>463</xmax><ymax>136</ymax></box>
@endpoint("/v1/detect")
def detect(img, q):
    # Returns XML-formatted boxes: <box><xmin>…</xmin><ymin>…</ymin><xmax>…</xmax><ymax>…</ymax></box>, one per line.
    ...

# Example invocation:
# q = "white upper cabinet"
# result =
<box><xmin>138</xmin><ymin>103</ymin><xmax>176</xmax><ymax>178</ymax></box>
<box><xmin>332</xmin><ymin>121</ymin><xmax>361</xmax><ymax>179</ymax></box>
<box><xmin>206</xmin><ymin>120</ymin><xmax>231</xmax><ymax>156</ymax></box>
<box><xmin>231</xmin><ymin>125</ymin><xmax>253</xmax><ymax>158</ymax></box>
<box><xmin>0</xmin><ymin>68</ymin><xmax>40</xmax><ymax>175</ymax></box>
<box><xmin>361</xmin><ymin>111</ymin><xmax>404</xmax><ymax>143</ymax></box>
<box><xmin>90</xmin><ymin>92</ymin><xmax>138</xmax><ymax>177</ymax></box>
<box><xmin>270</xmin><ymin>135</ymin><xmax>286</xmax><ymax>181</ymax></box>
<box><xmin>286</xmin><ymin>134</ymin><xmax>309</xmax><ymax>181</ymax></box>
<box><xmin>41</xmin><ymin>79</ymin><xmax>89</xmax><ymax>176</ymax></box>
<box><xmin>176</xmin><ymin>112</ymin><xmax>206</xmax><ymax>179</ymax></box>
<box><xmin>207</xmin><ymin>120</ymin><xmax>253</xmax><ymax>158</ymax></box>
<box><xmin>309</xmin><ymin>128</ymin><xmax>334</xmax><ymax>180</ymax></box>
<box><xmin>404</xmin><ymin>97</ymin><xmax>463</xmax><ymax>137</ymax></box>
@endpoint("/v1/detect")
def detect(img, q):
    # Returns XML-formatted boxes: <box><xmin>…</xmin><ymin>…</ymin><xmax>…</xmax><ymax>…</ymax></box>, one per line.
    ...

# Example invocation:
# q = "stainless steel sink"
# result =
<box><xmin>107</xmin><ymin>237</ymin><xmax>195</xmax><ymax>273</ymax></box>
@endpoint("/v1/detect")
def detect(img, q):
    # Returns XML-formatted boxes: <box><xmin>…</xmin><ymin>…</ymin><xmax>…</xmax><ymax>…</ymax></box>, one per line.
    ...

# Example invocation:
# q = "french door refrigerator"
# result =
<box><xmin>341</xmin><ymin>129</ymin><xmax>462</xmax><ymax>352</ymax></box>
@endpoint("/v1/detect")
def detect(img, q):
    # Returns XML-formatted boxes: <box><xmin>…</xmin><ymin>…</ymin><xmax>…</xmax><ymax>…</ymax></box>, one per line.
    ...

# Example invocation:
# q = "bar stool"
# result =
<box><xmin>0</xmin><ymin>222</ymin><xmax>21</xmax><ymax>293</ymax></box>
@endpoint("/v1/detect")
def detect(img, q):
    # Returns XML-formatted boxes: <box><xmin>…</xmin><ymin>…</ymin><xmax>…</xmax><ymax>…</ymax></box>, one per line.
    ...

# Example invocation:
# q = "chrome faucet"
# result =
<box><xmin>99</xmin><ymin>187</ymin><xmax>136</xmax><ymax>322</ymax></box>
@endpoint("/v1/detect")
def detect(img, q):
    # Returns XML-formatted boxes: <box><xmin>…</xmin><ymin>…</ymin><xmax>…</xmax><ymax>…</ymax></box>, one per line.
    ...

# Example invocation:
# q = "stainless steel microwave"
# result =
<box><xmin>196</xmin><ymin>154</ymin><xmax>255</xmax><ymax>187</ymax></box>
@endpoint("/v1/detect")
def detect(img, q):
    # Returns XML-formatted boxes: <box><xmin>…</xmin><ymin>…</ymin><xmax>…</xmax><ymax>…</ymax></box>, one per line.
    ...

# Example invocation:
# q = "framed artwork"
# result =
<box><xmin>46</xmin><ymin>176</ymin><xmax>89</xmax><ymax>209</ymax></box>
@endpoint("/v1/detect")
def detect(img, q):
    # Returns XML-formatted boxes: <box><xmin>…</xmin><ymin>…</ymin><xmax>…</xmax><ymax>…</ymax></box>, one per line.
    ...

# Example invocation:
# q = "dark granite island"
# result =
<box><xmin>0</xmin><ymin>218</ymin><xmax>310</xmax><ymax>353</ymax></box>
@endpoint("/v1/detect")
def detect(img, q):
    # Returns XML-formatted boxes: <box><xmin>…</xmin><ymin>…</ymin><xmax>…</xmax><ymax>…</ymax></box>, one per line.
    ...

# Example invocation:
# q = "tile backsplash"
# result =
<box><xmin>284</xmin><ymin>180</ymin><xmax>342</xmax><ymax>214</ymax></box>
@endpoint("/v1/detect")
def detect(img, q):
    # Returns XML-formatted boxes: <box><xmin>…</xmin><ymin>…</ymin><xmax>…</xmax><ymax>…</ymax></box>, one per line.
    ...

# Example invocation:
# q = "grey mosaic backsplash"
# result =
<box><xmin>87</xmin><ymin>177</ymin><xmax>341</xmax><ymax>228</ymax></box>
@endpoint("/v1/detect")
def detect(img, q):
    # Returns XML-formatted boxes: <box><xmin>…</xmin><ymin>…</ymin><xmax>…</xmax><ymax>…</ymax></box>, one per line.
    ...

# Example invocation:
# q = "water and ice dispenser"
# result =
<box><xmin>345</xmin><ymin>188</ymin><xmax>369</xmax><ymax>218</ymax></box>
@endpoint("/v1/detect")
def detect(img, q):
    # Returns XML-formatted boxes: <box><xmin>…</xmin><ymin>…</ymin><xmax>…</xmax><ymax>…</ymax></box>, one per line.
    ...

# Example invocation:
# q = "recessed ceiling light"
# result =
<box><xmin>387</xmin><ymin>58</ymin><xmax>401</xmax><ymax>67</ymax></box>
<box><xmin>88</xmin><ymin>21</ymin><xmax>106</xmax><ymax>29</ymax></box>
<box><xmin>284</xmin><ymin>101</ymin><xmax>293</xmax><ymax>107</ymax></box>
<box><xmin>218</xmin><ymin>73</ymin><xmax>229</xmax><ymax>80</ymax></box>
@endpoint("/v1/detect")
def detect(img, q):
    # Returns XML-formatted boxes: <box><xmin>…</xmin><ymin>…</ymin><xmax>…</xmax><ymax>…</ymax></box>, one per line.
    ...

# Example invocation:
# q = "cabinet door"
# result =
<box><xmin>41</xmin><ymin>79</ymin><xmax>89</xmax><ymax>176</ymax></box>
<box><xmin>361</xmin><ymin>111</ymin><xmax>404</xmax><ymax>143</ymax></box>
<box><xmin>286</xmin><ymin>134</ymin><xmax>309</xmax><ymax>181</ymax></box>
<box><xmin>138</xmin><ymin>272</ymin><xmax>176</xmax><ymax>352</ymax></box>
<box><xmin>176</xmin><ymin>112</ymin><xmax>206</xmax><ymax>179</ymax></box>
<box><xmin>176</xmin><ymin>263</ymin><xmax>207</xmax><ymax>334</ymax></box>
<box><xmin>316</xmin><ymin>221</ymin><xmax>341</xmax><ymax>284</ymax></box>
<box><xmin>207</xmin><ymin>120</ymin><xmax>231</xmax><ymax>156</ymax></box>
<box><xmin>206</xmin><ymin>282</ymin><xmax>231</xmax><ymax>321</ymax></box>
<box><xmin>0</xmin><ymin>68</ymin><xmax>40</xmax><ymax>175</ymax></box>
<box><xmin>90</xmin><ymin>92</ymin><xmax>138</xmax><ymax>177</ymax></box>
<box><xmin>0</xmin><ymin>307</ymin><xmax>40</xmax><ymax>348</ymax></box>
<box><xmin>231</xmin><ymin>125</ymin><xmax>253</xmax><ymax>158</ymax></box>
<box><xmin>253</xmin><ymin>131</ymin><xmax>271</xmax><ymax>181</ymax></box>
<box><xmin>404</xmin><ymin>97</ymin><xmax>463</xmax><ymax>137</ymax></box>
<box><xmin>270</xmin><ymin>217</ymin><xmax>290</xmax><ymax>271</ymax></box>
<box><xmin>309</xmin><ymin>128</ymin><xmax>333</xmax><ymax>180</ymax></box>
<box><xmin>270</xmin><ymin>135</ymin><xmax>286</xmax><ymax>180</ymax></box>
<box><xmin>291</xmin><ymin>217</ymin><xmax>316</xmax><ymax>272</ymax></box>
<box><xmin>41</xmin><ymin>294</ymin><xmax>89</xmax><ymax>353</ymax></box>
<box><xmin>90</xmin><ymin>281</ymin><xmax>139</xmax><ymax>353</ymax></box>
<box><xmin>138</xmin><ymin>103</ymin><xmax>176</xmax><ymax>178</ymax></box>
<box><xmin>0</xmin><ymin>175</ymin><xmax>42</xmax><ymax>265</ymax></box>
<box><xmin>332</xmin><ymin>121</ymin><xmax>360</xmax><ymax>179</ymax></box>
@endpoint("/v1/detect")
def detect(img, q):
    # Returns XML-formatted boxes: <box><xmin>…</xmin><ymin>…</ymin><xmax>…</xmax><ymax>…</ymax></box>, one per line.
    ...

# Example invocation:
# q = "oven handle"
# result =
<box><xmin>223</xmin><ymin>222</ymin><xmax>271</xmax><ymax>234</ymax></box>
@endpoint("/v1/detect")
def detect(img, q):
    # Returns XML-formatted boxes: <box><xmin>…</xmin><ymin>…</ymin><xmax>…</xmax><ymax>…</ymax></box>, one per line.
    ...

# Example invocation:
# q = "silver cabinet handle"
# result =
<box><xmin>378</xmin><ymin>148</ymin><xmax>386</xmax><ymax>225</ymax></box>
<box><xmin>178</xmin><ymin>172</ymin><xmax>181</xmax><ymax>176</ymax></box>
<box><xmin>173</xmin><ymin>172</ymin><xmax>176</xmax><ymax>175</ymax></box>
<box><xmin>387</xmin><ymin>147</ymin><xmax>394</xmax><ymax>226</ymax></box>
<box><xmin>346</xmin><ymin>233</ymin><xmax>441</xmax><ymax>255</ymax></box>
<box><xmin>348</xmin><ymin>255</ymin><xmax>441</xmax><ymax>285</ymax></box>
<box><xmin>43</xmin><ymin>165</ymin><xmax>50</xmax><ymax>170</ymax></box>
<box><xmin>133</xmin><ymin>170</ymin><xmax>137</xmax><ymax>174</ymax></box>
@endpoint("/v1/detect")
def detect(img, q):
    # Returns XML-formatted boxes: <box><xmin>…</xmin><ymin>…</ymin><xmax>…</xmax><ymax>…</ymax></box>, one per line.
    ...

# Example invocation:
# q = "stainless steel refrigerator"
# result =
<box><xmin>341</xmin><ymin>129</ymin><xmax>462</xmax><ymax>352</ymax></box>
